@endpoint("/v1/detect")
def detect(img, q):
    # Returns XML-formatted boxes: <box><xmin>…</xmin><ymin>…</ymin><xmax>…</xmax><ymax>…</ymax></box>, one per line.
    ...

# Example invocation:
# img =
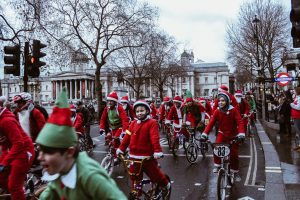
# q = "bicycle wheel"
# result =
<box><xmin>78</xmin><ymin>136</ymin><xmax>86</xmax><ymax>152</ymax></box>
<box><xmin>100</xmin><ymin>155</ymin><xmax>114</xmax><ymax>176</ymax></box>
<box><xmin>186</xmin><ymin>143</ymin><xmax>198</xmax><ymax>164</ymax></box>
<box><xmin>217</xmin><ymin>168</ymin><xmax>228</xmax><ymax>200</ymax></box>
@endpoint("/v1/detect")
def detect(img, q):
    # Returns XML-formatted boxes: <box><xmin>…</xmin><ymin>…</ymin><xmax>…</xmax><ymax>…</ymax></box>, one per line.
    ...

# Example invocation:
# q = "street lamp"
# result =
<box><xmin>252</xmin><ymin>15</ymin><xmax>260</xmax><ymax>70</ymax></box>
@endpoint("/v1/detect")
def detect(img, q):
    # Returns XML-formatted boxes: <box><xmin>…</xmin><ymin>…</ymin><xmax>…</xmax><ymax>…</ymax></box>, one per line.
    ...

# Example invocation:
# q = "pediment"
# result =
<box><xmin>50</xmin><ymin>71</ymin><xmax>94</xmax><ymax>80</ymax></box>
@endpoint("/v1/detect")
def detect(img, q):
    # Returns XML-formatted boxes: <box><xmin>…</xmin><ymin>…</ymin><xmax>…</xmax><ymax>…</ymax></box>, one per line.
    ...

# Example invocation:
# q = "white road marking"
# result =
<box><xmin>265</xmin><ymin>169</ymin><xmax>282</xmax><ymax>173</ymax></box>
<box><xmin>251</xmin><ymin>137</ymin><xmax>258</xmax><ymax>185</ymax></box>
<box><xmin>244</xmin><ymin>137</ymin><xmax>253</xmax><ymax>186</ymax></box>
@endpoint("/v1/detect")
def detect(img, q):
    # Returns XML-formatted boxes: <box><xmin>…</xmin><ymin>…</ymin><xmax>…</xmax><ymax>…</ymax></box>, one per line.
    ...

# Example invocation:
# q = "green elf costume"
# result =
<box><xmin>36</xmin><ymin>87</ymin><xmax>127</xmax><ymax>200</ymax></box>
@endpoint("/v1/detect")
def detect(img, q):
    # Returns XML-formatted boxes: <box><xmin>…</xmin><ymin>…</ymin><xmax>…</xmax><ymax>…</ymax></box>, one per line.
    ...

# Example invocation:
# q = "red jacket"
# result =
<box><xmin>0</xmin><ymin>108</ymin><xmax>34</xmax><ymax>166</ymax></box>
<box><xmin>166</xmin><ymin>105</ymin><xmax>183</xmax><ymax>128</ymax></box>
<box><xmin>150</xmin><ymin>103</ymin><xmax>158</xmax><ymax>120</ymax></box>
<box><xmin>182</xmin><ymin>102</ymin><xmax>206</xmax><ymax>127</ymax></box>
<box><xmin>100</xmin><ymin>104</ymin><xmax>129</xmax><ymax>131</ymax></box>
<box><xmin>119</xmin><ymin>118</ymin><xmax>162</xmax><ymax>159</ymax></box>
<box><xmin>291</xmin><ymin>96</ymin><xmax>300</xmax><ymax>119</ymax></box>
<box><xmin>72</xmin><ymin>113</ymin><xmax>84</xmax><ymax>134</ymax></box>
<box><xmin>159</xmin><ymin>103</ymin><xmax>172</xmax><ymax>121</ymax></box>
<box><xmin>237</xmin><ymin>99</ymin><xmax>250</xmax><ymax>116</ymax></box>
<box><xmin>203</xmin><ymin>106</ymin><xmax>245</xmax><ymax>139</ymax></box>
<box><xmin>124</xmin><ymin>104</ymin><xmax>135</xmax><ymax>122</ymax></box>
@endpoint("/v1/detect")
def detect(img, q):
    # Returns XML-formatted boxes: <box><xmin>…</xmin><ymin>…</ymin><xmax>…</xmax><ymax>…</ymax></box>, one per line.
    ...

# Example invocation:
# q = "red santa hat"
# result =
<box><xmin>133</xmin><ymin>100</ymin><xmax>151</xmax><ymax>112</ymax></box>
<box><xmin>120</xmin><ymin>95</ymin><xmax>129</xmax><ymax>104</ymax></box>
<box><xmin>235</xmin><ymin>90</ymin><xmax>243</xmax><ymax>97</ymax></box>
<box><xmin>218</xmin><ymin>85</ymin><xmax>229</xmax><ymax>92</ymax></box>
<box><xmin>198</xmin><ymin>97</ymin><xmax>206</xmax><ymax>103</ymax></box>
<box><xmin>107</xmin><ymin>91</ymin><xmax>119</xmax><ymax>102</ymax></box>
<box><xmin>163</xmin><ymin>96</ymin><xmax>171</xmax><ymax>102</ymax></box>
<box><xmin>173</xmin><ymin>95</ymin><xmax>182</xmax><ymax>103</ymax></box>
<box><xmin>70</xmin><ymin>104</ymin><xmax>76</xmax><ymax>112</ymax></box>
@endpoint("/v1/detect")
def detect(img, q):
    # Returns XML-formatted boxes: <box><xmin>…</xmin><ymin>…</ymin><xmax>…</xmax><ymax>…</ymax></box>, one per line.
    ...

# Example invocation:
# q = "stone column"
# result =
<box><xmin>85</xmin><ymin>79</ymin><xmax>88</xmax><ymax>98</ymax></box>
<box><xmin>80</xmin><ymin>80</ymin><xmax>82</xmax><ymax>100</ymax></box>
<box><xmin>191</xmin><ymin>75</ymin><xmax>194</xmax><ymax>96</ymax></box>
<box><xmin>91</xmin><ymin>80</ymin><xmax>94</xmax><ymax>99</ymax></box>
<box><xmin>75</xmin><ymin>79</ymin><xmax>78</xmax><ymax>99</ymax></box>
<box><xmin>70</xmin><ymin>80</ymin><xmax>73</xmax><ymax>100</ymax></box>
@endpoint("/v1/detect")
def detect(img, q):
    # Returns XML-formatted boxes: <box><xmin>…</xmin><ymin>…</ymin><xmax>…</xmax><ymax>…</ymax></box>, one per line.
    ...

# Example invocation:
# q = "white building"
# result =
<box><xmin>0</xmin><ymin>51</ymin><xmax>230</xmax><ymax>102</ymax></box>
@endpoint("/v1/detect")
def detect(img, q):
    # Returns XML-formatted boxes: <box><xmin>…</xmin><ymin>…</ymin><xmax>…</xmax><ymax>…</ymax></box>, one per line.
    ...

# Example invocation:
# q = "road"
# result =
<box><xmin>89</xmin><ymin>124</ymin><xmax>265</xmax><ymax>200</ymax></box>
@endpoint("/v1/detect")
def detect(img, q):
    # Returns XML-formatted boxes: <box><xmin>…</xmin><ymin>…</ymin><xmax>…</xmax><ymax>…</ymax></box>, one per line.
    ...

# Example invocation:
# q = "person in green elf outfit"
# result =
<box><xmin>36</xmin><ymin>87</ymin><xmax>126</xmax><ymax>200</ymax></box>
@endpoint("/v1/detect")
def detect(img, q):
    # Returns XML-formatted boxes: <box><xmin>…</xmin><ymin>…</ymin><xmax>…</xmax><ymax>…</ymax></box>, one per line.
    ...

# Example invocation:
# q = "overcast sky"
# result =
<box><xmin>147</xmin><ymin>0</ymin><xmax>291</xmax><ymax>63</ymax></box>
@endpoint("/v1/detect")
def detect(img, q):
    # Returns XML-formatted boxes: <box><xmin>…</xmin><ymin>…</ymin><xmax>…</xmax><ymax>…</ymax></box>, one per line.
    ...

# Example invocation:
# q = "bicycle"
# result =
<box><xmin>169</xmin><ymin>125</ymin><xmax>188</xmax><ymax>157</ymax></box>
<box><xmin>244</xmin><ymin>112</ymin><xmax>256</xmax><ymax>138</ymax></box>
<box><xmin>0</xmin><ymin>165</ymin><xmax>47</xmax><ymax>200</ymax></box>
<box><xmin>100</xmin><ymin>135</ymin><xmax>125</xmax><ymax>176</ymax></box>
<box><xmin>210</xmin><ymin>138</ymin><xmax>239</xmax><ymax>200</ymax></box>
<box><xmin>77</xmin><ymin>131</ymin><xmax>93</xmax><ymax>154</ymax></box>
<box><xmin>185</xmin><ymin>125</ymin><xmax>209</xmax><ymax>164</ymax></box>
<box><xmin>118</xmin><ymin>154</ymin><xmax>171</xmax><ymax>200</ymax></box>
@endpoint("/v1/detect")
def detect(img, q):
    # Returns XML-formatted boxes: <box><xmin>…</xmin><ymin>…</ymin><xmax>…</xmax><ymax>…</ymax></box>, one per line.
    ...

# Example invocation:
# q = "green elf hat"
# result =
<box><xmin>36</xmin><ymin>87</ymin><xmax>78</xmax><ymax>148</ymax></box>
<box><xmin>185</xmin><ymin>90</ymin><xmax>193</xmax><ymax>103</ymax></box>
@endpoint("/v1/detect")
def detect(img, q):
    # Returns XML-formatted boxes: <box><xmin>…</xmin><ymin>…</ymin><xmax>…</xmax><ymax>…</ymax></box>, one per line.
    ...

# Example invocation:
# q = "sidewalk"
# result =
<box><xmin>256</xmin><ymin>120</ymin><xmax>286</xmax><ymax>200</ymax></box>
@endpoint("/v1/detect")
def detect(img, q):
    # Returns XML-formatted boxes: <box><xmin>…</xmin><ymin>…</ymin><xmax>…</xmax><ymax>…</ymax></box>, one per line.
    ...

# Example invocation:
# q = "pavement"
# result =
<box><xmin>257</xmin><ymin>119</ymin><xmax>300</xmax><ymax>200</ymax></box>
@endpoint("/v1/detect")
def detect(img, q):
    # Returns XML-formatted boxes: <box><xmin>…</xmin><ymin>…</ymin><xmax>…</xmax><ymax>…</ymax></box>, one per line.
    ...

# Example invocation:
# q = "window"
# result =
<box><xmin>204</xmin><ymin>89</ymin><xmax>209</xmax><ymax>96</ymax></box>
<box><xmin>205</xmin><ymin>77</ymin><xmax>208</xmax><ymax>84</ymax></box>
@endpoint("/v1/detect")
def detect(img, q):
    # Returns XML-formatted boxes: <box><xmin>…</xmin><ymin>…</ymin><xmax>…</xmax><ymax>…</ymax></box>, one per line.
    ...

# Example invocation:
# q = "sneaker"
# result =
<box><xmin>234</xmin><ymin>173</ymin><xmax>241</xmax><ymax>182</ymax></box>
<box><xmin>213</xmin><ymin>167</ymin><xmax>220</xmax><ymax>173</ymax></box>
<box><xmin>162</xmin><ymin>183</ymin><xmax>171</xmax><ymax>200</ymax></box>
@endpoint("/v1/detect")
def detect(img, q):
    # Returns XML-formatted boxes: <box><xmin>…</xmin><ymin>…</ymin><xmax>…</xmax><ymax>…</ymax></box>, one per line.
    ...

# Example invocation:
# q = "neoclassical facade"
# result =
<box><xmin>0</xmin><ymin>51</ymin><xmax>230</xmax><ymax>102</ymax></box>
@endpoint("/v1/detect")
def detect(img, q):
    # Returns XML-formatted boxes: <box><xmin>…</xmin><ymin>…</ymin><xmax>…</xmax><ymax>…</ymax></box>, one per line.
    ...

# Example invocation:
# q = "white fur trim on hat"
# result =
<box><xmin>107</xmin><ymin>97</ymin><xmax>118</xmax><ymax>102</ymax></box>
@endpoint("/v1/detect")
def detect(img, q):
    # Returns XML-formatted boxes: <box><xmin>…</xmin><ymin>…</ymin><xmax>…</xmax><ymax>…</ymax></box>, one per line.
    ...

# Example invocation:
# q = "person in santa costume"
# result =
<box><xmin>0</xmin><ymin>104</ymin><xmax>35</xmax><ymax>200</ymax></box>
<box><xmin>99</xmin><ymin>91</ymin><xmax>129</xmax><ymax>151</ymax></box>
<box><xmin>201</xmin><ymin>91</ymin><xmax>245</xmax><ymax>181</ymax></box>
<box><xmin>36</xmin><ymin>87</ymin><xmax>126</xmax><ymax>200</ymax></box>
<box><xmin>120</xmin><ymin>95</ymin><xmax>135</xmax><ymax>122</ymax></box>
<box><xmin>13</xmin><ymin>92</ymin><xmax>46</xmax><ymax>142</ymax></box>
<box><xmin>182</xmin><ymin>91</ymin><xmax>206</xmax><ymax>132</ymax></box>
<box><xmin>159</xmin><ymin>96</ymin><xmax>173</xmax><ymax>123</ymax></box>
<box><xmin>165</xmin><ymin>95</ymin><xmax>189</xmax><ymax>143</ymax></box>
<box><xmin>70</xmin><ymin>104</ymin><xmax>85</xmax><ymax>134</ymax></box>
<box><xmin>145</xmin><ymin>98</ymin><xmax>158</xmax><ymax>120</ymax></box>
<box><xmin>116</xmin><ymin>100</ymin><xmax>171</xmax><ymax>199</ymax></box>
<box><xmin>234</xmin><ymin>90</ymin><xmax>250</xmax><ymax>136</ymax></box>
<box><xmin>212</xmin><ymin>85</ymin><xmax>239</xmax><ymax>112</ymax></box>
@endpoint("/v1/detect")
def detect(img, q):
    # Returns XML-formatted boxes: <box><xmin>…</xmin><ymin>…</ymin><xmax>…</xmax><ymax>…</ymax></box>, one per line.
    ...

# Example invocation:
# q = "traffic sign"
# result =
<box><xmin>275</xmin><ymin>72</ymin><xmax>292</xmax><ymax>86</ymax></box>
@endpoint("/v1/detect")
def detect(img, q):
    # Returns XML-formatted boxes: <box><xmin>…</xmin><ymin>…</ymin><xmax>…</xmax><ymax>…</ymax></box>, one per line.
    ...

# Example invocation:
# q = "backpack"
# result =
<box><xmin>31</xmin><ymin>105</ymin><xmax>49</xmax><ymax>121</ymax></box>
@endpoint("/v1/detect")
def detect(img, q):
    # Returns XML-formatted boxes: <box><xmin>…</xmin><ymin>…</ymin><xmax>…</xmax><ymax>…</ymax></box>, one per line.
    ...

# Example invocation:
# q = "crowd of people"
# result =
<box><xmin>3</xmin><ymin>83</ymin><xmax>300</xmax><ymax>199</ymax></box>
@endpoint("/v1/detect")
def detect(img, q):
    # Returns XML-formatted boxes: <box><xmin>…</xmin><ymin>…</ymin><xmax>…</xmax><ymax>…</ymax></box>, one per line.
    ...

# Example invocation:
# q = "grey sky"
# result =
<box><xmin>148</xmin><ymin>0</ymin><xmax>291</xmax><ymax>63</ymax></box>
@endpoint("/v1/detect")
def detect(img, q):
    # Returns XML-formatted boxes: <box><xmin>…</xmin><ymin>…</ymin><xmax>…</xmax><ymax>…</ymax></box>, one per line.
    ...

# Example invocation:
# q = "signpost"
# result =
<box><xmin>275</xmin><ymin>72</ymin><xmax>293</xmax><ymax>86</ymax></box>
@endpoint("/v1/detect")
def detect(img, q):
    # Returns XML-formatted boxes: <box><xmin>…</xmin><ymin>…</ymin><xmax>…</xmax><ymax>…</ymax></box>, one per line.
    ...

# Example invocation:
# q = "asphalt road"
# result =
<box><xmin>89</xmin><ymin>124</ymin><xmax>266</xmax><ymax>200</ymax></box>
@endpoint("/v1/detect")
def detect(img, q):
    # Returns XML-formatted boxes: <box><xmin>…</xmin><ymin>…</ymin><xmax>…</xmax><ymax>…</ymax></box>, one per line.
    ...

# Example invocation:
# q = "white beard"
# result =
<box><xmin>18</xmin><ymin>109</ymin><xmax>30</xmax><ymax>137</ymax></box>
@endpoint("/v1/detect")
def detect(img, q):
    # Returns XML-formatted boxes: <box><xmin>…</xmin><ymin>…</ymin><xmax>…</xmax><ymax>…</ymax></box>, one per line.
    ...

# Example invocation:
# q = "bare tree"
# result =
<box><xmin>226</xmin><ymin>0</ymin><xmax>290</xmax><ymax>93</ymax></box>
<box><xmin>38</xmin><ymin>0</ymin><xmax>157</xmax><ymax>117</ymax></box>
<box><xmin>147</xmin><ymin>31</ymin><xmax>184</xmax><ymax>99</ymax></box>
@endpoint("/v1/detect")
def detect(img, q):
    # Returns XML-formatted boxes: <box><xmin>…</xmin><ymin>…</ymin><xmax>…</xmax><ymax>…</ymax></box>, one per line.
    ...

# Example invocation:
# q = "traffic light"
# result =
<box><xmin>28</xmin><ymin>39</ymin><xmax>46</xmax><ymax>77</ymax></box>
<box><xmin>3</xmin><ymin>45</ymin><xmax>20</xmax><ymax>76</ymax></box>
<box><xmin>290</xmin><ymin>0</ymin><xmax>300</xmax><ymax>48</ymax></box>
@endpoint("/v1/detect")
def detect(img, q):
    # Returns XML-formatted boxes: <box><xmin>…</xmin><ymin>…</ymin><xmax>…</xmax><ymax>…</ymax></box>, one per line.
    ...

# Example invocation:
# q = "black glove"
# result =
<box><xmin>237</xmin><ymin>135</ymin><xmax>245</xmax><ymax>143</ymax></box>
<box><xmin>0</xmin><ymin>165</ymin><xmax>7</xmax><ymax>173</ymax></box>
<box><xmin>99</xmin><ymin>129</ymin><xmax>105</xmax><ymax>136</ymax></box>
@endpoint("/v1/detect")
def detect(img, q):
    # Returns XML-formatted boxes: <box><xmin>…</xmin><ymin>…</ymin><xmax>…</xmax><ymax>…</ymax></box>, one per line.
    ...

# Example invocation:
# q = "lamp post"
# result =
<box><xmin>252</xmin><ymin>15</ymin><xmax>266</xmax><ymax>120</ymax></box>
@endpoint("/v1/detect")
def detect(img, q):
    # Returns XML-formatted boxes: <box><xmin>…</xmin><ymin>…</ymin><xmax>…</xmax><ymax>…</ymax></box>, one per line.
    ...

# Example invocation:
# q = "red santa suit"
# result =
<box><xmin>159</xmin><ymin>96</ymin><xmax>173</xmax><ymax>122</ymax></box>
<box><xmin>0</xmin><ymin>107</ymin><xmax>35</xmax><ymax>200</ymax></box>
<box><xmin>202</xmin><ymin>105</ymin><xmax>245</xmax><ymax>172</ymax></box>
<box><xmin>237</xmin><ymin>99</ymin><xmax>250</xmax><ymax>133</ymax></box>
<box><xmin>118</xmin><ymin>117</ymin><xmax>169</xmax><ymax>189</ymax></box>
<box><xmin>72</xmin><ymin>112</ymin><xmax>85</xmax><ymax>134</ymax></box>
<box><xmin>120</xmin><ymin>96</ymin><xmax>135</xmax><ymax>122</ymax></box>
<box><xmin>15</xmin><ymin>103</ymin><xmax>46</xmax><ymax>142</ymax></box>
<box><xmin>182</xmin><ymin>101</ymin><xmax>206</xmax><ymax>128</ymax></box>
<box><xmin>100</xmin><ymin>92</ymin><xmax>129</xmax><ymax>152</ymax></box>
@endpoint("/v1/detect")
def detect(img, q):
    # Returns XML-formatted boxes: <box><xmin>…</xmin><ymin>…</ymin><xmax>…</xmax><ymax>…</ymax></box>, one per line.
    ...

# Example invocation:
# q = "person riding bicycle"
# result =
<box><xmin>182</xmin><ymin>91</ymin><xmax>206</xmax><ymax>134</ymax></box>
<box><xmin>0</xmin><ymin>105</ymin><xmax>35</xmax><ymax>200</ymax></box>
<box><xmin>212</xmin><ymin>85</ymin><xmax>239</xmax><ymax>112</ymax></box>
<box><xmin>116</xmin><ymin>100</ymin><xmax>171</xmax><ymax>199</ymax></box>
<box><xmin>70</xmin><ymin>104</ymin><xmax>84</xmax><ymax>134</ymax></box>
<box><xmin>234</xmin><ymin>90</ymin><xmax>250</xmax><ymax>136</ymax></box>
<box><xmin>13</xmin><ymin>92</ymin><xmax>46</xmax><ymax>142</ymax></box>
<box><xmin>36</xmin><ymin>87</ymin><xmax>126</xmax><ymax>200</ymax></box>
<box><xmin>159</xmin><ymin>96</ymin><xmax>173</xmax><ymax>124</ymax></box>
<box><xmin>120</xmin><ymin>95</ymin><xmax>135</xmax><ymax>123</ymax></box>
<box><xmin>99</xmin><ymin>91</ymin><xmax>129</xmax><ymax>152</ymax></box>
<box><xmin>245</xmin><ymin>91</ymin><xmax>256</xmax><ymax>119</ymax></box>
<box><xmin>200</xmin><ymin>91</ymin><xmax>245</xmax><ymax>181</ymax></box>
<box><xmin>145</xmin><ymin>98</ymin><xmax>159</xmax><ymax>120</ymax></box>
<box><xmin>165</xmin><ymin>95</ymin><xmax>189</xmax><ymax>145</ymax></box>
